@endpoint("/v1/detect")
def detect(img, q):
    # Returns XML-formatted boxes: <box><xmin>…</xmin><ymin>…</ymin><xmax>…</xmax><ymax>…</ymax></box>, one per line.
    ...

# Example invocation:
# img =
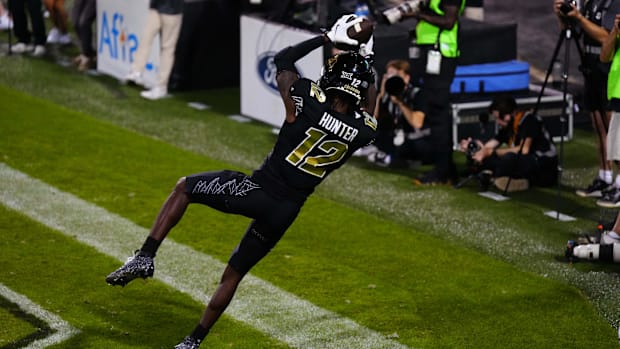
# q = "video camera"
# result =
<box><xmin>382</xmin><ymin>0</ymin><xmax>427</xmax><ymax>25</ymax></box>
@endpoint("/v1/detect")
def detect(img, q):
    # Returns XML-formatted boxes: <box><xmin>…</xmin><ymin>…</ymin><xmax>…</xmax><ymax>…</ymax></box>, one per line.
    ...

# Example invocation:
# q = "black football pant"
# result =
<box><xmin>185</xmin><ymin>170</ymin><xmax>301</xmax><ymax>275</ymax></box>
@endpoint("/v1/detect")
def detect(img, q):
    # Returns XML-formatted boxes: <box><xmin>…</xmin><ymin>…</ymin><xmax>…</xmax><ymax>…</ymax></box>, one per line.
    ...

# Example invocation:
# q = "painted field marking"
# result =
<box><xmin>0</xmin><ymin>283</ymin><xmax>79</xmax><ymax>348</ymax></box>
<box><xmin>0</xmin><ymin>163</ymin><xmax>411</xmax><ymax>349</ymax></box>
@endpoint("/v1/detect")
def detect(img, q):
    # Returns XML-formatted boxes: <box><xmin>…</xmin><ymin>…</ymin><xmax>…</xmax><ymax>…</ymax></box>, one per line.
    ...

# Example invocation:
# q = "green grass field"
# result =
<box><xmin>1</xmin><ymin>41</ymin><xmax>620</xmax><ymax>348</ymax></box>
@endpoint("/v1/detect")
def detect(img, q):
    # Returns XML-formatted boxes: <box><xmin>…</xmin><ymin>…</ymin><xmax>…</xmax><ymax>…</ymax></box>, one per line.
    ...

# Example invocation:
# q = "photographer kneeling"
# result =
<box><xmin>459</xmin><ymin>95</ymin><xmax>558</xmax><ymax>192</ymax></box>
<box><xmin>366</xmin><ymin>59</ymin><xmax>432</xmax><ymax>168</ymax></box>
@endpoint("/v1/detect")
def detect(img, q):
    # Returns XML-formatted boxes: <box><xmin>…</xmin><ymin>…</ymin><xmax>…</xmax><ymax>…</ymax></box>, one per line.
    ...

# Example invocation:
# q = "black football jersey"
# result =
<box><xmin>252</xmin><ymin>78</ymin><xmax>377</xmax><ymax>202</ymax></box>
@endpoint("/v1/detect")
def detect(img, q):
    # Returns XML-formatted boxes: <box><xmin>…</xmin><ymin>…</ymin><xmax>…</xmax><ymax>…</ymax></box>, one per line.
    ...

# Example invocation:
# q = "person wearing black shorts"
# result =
<box><xmin>553</xmin><ymin>0</ymin><xmax>620</xmax><ymax>199</ymax></box>
<box><xmin>105</xmin><ymin>14</ymin><xmax>377</xmax><ymax>349</ymax></box>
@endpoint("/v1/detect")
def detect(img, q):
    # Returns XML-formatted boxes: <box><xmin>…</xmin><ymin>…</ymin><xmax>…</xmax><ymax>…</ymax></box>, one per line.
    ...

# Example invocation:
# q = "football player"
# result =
<box><xmin>105</xmin><ymin>14</ymin><xmax>377</xmax><ymax>349</ymax></box>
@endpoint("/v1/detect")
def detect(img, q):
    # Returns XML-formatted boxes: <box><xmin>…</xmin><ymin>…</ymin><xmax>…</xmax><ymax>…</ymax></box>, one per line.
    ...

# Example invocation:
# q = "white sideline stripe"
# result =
<box><xmin>0</xmin><ymin>163</ymin><xmax>411</xmax><ymax>349</ymax></box>
<box><xmin>0</xmin><ymin>283</ymin><xmax>79</xmax><ymax>348</ymax></box>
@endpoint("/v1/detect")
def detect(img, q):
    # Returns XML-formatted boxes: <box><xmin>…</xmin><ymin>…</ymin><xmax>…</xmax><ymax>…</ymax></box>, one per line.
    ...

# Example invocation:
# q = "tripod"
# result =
<box><xmin>515</xmin><ymin>24</ymin><xmax>583</xmax><ymax>218</ymax></box>
<box><xmin>455</xmin><ymin>169</ymin><xmax>491</xmax><ymax>190</ymax></box>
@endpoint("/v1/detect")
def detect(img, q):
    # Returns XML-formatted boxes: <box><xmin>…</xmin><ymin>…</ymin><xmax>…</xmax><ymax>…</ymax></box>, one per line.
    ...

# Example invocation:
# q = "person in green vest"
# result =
<box><xmin>597</xmin><ymin>13</ymin><xmax>620</xmax><ymax>208</ymax></box>
<box><xmin>400</xmin><ymin>0</ymin><xmax>466</xmax><ymax>185</ymax></box>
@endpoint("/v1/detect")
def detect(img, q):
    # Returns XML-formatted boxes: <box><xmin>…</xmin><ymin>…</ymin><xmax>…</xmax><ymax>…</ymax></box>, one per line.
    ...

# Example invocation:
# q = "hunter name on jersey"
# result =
<box><xmin>318</xmin><ymin>111</ymin><xmax>359</xmax><ymax>142</ymax></box>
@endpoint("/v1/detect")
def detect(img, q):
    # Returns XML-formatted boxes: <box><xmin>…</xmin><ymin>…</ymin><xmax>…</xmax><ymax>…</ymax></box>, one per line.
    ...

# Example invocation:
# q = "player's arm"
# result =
<box><xmin>274</xmin><ymin>13</ymin><xmax>367</xmax><ymax>122</ymax></box>
<box><xmin>274</xmin><ymin>35</ymin><xmax>330</xmax><ymax>123</ymax></box>
<box><xmin>364</xmin><ymin>83</ymin><xmax>377</xmax><ymax>114</ymax></box>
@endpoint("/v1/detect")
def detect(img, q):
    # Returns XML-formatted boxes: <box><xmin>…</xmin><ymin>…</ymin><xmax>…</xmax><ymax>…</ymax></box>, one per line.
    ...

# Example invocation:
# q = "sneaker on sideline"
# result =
<box><xmin>105</xmin><ymin>250</ymin><xmax>155</xmax><ymax>287</ymax></box>
<box><xmin>73</xmin><ymin>54</ymin><xmax>87</xmax><ymax>67</ymax></box>
<box><xmin>352</xmin><ymin>144</ymin><xmax>377</xmax><ymax>157</ymax></box>
<box><xmin>140</xmin><ymin>86</ymin><xmax>168</xmax><ymax>100</ymax></box>
<box><xmin>57</xmin><ymin>33</ymin><xmax>72</xmax><ymax>45</ymax></box>
<box><xmin>174</xmin><ymin>336</ymin><xmax>201</xmax><ymax>349</ymax></box>
<box><xmin>494</xmin><ymin>176</ymin><xmax>529</xmax><ymax>192</ymax></box>
<box><xmin>78</xmin><ymin>56</ymin><xmax>94</xmax><ymax>71</ymax></box>
<box><xmin>575</xmin><ymin>178</ymin><xmax>612</xmax><ymax>198</ymax></box>
<box><xmin>122</xmin><ymin>70</ymin><xmax>143</xmax><ymax>85</ymax></box>
<box><xmin>32</xmin><ymin>45</ymin><xmax>46</xmax><ymax>57</ymax></box>
<box><xmin>371</xmin><ymin>151</ymin><xmax>391</xmax><ymax>167</ymax></box>
<box><xmin>46</xmin><ymin>27</ymin><xmax>59</xmax><ymax>43</ymax></box>
<box><xmin>600</xmin><ymin>231</ymin><xmax>620</xmax><ymax>245</ymax></box>
<box><xmin>11</xmin><ymin>42</ymin><xmax>33</xmax><ymax>54</ymax></box>
<box><xmin>596</xmin><ymin>187</ymin><xmax>620</xmax><ymax>208</ymax></box>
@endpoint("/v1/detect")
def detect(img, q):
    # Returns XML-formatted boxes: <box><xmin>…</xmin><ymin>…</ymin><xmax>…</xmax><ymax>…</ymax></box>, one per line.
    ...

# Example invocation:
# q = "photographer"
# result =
<box><xmin>397</xmin><ymin>0</ymin><xmax>466</xmax><ymax>184</ymax></box>
<box><xmin>369</xmin><ymin>59</ymin><xmax>432</xmax><ymax>167</ymax></box>
<box><xmin>553</xmin><ymin>0</ymin><xmax>620</xmax><ymax>198</ymax></box>
<box><xmin>459</xmin><ymin>95</ymin><xmax>558</xmax><ymax>192</ymax></box>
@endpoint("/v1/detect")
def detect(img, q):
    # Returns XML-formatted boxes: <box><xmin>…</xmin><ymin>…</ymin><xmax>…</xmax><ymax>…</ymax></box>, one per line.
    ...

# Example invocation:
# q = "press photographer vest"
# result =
<box><xmin>415</xmin><ymin>0</ymin><xmax>465</xmax><ymax>58</ymax></box>
<box><xmin>608</xmin><ymin>41</ymin><xmax>620</xmax><ymax>102</ymax></box>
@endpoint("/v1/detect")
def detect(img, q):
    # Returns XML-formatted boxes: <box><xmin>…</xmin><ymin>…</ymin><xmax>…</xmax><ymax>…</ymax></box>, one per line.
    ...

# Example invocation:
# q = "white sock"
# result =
<box><xmin>614</xmin><ymin>175</ymin><xmax>620</xmax><ymax>188</ymax></box>
<box><xmin>602</xmin><ymin>170</ymin><xmax>613</xmax><ymax>184</ymax></box>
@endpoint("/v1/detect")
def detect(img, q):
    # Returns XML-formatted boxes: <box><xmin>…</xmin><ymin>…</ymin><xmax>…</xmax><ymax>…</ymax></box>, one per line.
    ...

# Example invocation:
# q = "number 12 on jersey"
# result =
<box><xmin>286</xmin><ymin>127</ymin><xmax>348</xmax><ymax>178</ymax></box>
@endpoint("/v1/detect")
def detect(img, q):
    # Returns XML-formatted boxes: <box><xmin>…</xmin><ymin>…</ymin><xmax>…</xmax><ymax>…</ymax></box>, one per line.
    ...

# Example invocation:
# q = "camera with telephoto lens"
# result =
<box><xmin>382</xmin><ymin>0</ymin><xmax>427</xmax><ymax>25</ymax></box>
<box><xmin>384</xmin><ymin>76</ymin><xmax>406</xmax><ymax>96</ymax></box>
<box><xmin>571</xmin><ymin>242</ymin><xmax>620</xmax><ymax>263</ymax></box>
<box><xmin>466</xmin><ymin>140</ymin><xmax>481</xmax><ymax>159</ymax></box>
<box><xmin>560</xmin><ymin>0</ymin><xmax>577</xmax><ymax>15</ymax></box>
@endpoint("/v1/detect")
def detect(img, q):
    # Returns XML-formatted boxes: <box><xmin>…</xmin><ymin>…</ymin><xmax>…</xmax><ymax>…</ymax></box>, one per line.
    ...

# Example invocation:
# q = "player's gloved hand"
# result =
<box><xmin>359</xmin><ymin>35</ymin><xmax>374</xmax><ymax>57</ymax></box>
<box><xmin>326</xmin><ymin>14</ymin><xmax>361</xmax><ymax>47</ymax></box>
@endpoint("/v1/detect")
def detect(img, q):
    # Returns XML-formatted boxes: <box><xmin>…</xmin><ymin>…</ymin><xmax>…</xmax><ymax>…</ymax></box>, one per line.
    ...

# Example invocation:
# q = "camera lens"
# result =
<box><xmin>385</xmin><ymin>76</ymin><xmax>405</xmax><ymax>96</ymax></box>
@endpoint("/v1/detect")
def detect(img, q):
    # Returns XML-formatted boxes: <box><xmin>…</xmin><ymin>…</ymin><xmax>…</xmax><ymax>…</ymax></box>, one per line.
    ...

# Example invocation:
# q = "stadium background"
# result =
<box><xmin>1</xmin><ymin>0</ymin><xmax>620</xmax><ymax>348</ymax></box>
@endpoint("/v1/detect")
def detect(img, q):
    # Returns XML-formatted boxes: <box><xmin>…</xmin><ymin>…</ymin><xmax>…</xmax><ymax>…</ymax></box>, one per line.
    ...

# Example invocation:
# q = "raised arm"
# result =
<box><xmin>273</xmin><ymin>14</ymin><xmax>369</xmax><ymax>123</ymax></box>
<box><xmin>274</xmin><ymin>35</ymin><xmax>330</xmax><ymax>123</ymax></box>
